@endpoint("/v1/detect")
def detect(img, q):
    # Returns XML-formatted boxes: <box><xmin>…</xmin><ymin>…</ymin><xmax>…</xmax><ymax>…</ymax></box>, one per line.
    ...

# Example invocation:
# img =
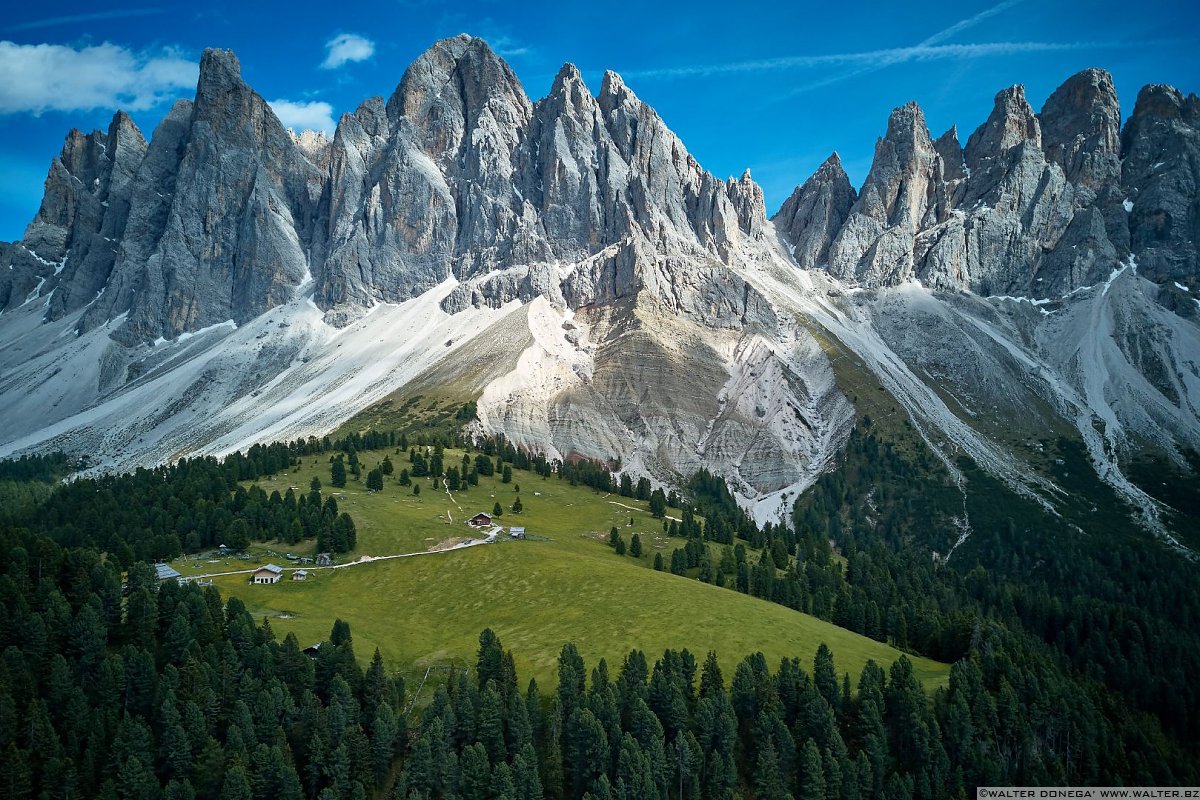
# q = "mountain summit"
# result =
<box><xmin>0</xmin><ymin>39</ymin><xmax>1197</xmax><ymax>534</ymax></box>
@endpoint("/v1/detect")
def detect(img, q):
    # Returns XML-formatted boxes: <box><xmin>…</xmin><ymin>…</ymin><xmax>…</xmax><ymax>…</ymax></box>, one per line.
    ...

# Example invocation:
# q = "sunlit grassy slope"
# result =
<box><xmin>205</xmin><ymin>448</ymin><xmax>951</xmax><ymax>692</ymax></box>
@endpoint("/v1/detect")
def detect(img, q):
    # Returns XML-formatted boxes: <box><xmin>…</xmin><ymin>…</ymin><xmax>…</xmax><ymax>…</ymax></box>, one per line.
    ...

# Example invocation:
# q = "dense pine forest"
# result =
<box><xmin>0</xmin><ymin>418</ymin><xmax>1197</xmax><ymax>798</ymax></box>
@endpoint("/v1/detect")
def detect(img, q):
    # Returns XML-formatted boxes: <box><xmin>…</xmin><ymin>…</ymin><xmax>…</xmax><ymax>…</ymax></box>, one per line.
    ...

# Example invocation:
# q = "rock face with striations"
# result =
<box><xmin>0</xmin><ymin>42</ymin><xmax>1198</xmax><ymax>526</ymax></box>
<box><xmin>8</xmin><ymin>45</ymin><xmax>1195</xmax><ymax>343</ymax></box>
<box><xmin>773</xmin><ymin>153</ymin><xmax>856</xmax><ymax>269</ymax></box>
<box><xmin>775</xmin><ymin>67</ymin><xmax>1200</xmax><ymax>298</ymax></box>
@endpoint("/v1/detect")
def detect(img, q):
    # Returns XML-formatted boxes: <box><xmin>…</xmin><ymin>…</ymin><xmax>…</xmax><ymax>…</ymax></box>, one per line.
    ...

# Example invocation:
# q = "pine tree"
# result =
<box><xmin>798</xmin><ymin>739</ymin><xmax>825</xmax><ymax>800</ymax></box>
<box><xmin>477</xmin><ymin>629</ymin><xmax>504</xmax><ymax>688</ymax></box>
<box><xmin>630</xmin><ymin>534</ymin><xmax>642</xmax><ymax>558</ymax></box>
<box><xmin>754</xmin><ymin>742</ymin><xmax>792</xmax><ymax>800</ymax></box>
<box><xmin>331</xmin><ymin>458</ymin><xmax>347</xmax><ymax>488</ymax></box>
<box><xmin>649</xmin><ymin>489</ymin><xmax>668</xmax><ymax>518</ymax></box>
<box><xmin>814</xmin><ymin>644</ymin><xmax>839</xmax><ymax>714</ymax></box>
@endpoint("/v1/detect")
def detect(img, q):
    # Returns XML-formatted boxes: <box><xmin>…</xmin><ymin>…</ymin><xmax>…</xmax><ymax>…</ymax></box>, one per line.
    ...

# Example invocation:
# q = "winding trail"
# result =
<box><xmin>179</xmin><ymin>538</ymin><xmax>492</xmax><ymax>582</ymax></box>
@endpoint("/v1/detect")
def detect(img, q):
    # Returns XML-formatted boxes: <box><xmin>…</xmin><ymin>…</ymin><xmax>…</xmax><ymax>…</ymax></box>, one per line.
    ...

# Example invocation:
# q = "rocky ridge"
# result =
<box><xmin>0</xmin><ymin>39</ymin><xmax>1197</xmax><ymax>532</ymax></box>
<box><xmin>776</xmin><ymin>68</ymin><xmax>1199</xmax><ymax>300</ymax></box>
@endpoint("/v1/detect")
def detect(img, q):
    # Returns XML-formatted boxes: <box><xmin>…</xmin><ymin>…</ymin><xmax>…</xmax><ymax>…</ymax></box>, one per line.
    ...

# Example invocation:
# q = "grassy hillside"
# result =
<box><xmin>197</xmin><ymin>447</ymin><xmax>950</xmax><ymax>693</ymax></box>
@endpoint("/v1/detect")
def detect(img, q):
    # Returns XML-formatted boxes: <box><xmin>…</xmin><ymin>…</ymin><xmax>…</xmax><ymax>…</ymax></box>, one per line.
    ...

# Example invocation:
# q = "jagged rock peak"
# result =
<box><xmin>965</xmin><ymin>85</ymin><xmax>1041</xmax><ymax>169</ymax></box>
<box><xmin>1127</xmin><ymin>83</ymin><xmax>1200</xmax><ymax>128</ymax></box>
<box><xmin>344</xmin><ymin>96</ymin><xmax>389</xmax><ymax>137</ymax></box>
<box><xmin>108</xmin><ymin>110</ymin><xmax>143</xmax><ymax>141</ymax></box>
<box><xmin>552</xmin><ymin>62</ymin><xmax>585</xmax><ymax>90</ymax></box>
<box><xmin>197</xmin><ymin>48</ymin><xmax>243</xmax><ymax>93</ymax></box>
<box><xmin>545</xmin><ymin>63</ymin><xmax>594</xmax><ymax>113</ymax></box>
<box><xmin>933</xmin><ymin>126</ymin><xmax>965</xmax><ymax>182</ymax></box>
<box><xmin>1041</xmin><ymin>68</ymin><xmax>1119</xmax><ymax>124</ymax></box>
<box><xmin>389</xmin><ymin>34</ymin><xmax>529</xmax><ymax>123</ymax></box>
<box><xmin>773</xmin><ymin>152</ymin><xmax>856</xmax><ymax>270</ymax></box>
<box><xmin>599</xmin><ymin>69</ymin><xmax>639</xmax><ymax>111</ymax></box>
<box><xmin>1040</xmin><ymin>68</ymin><xmax>1121</xmax><ymax>187</ymax></box>
<box><xmin>806</xmin><ymin>151</ymin><xmax>844</xmax><ymax>175</ymax></box>
<box><xmin>885</xmin><ymin>101</ymin><xmax>931</xmax><ymax>141</ymax></box>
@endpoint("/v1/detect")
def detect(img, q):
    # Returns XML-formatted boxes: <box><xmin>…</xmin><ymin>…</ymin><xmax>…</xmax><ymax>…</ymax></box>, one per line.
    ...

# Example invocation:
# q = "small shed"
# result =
<box><xmin>302</xmin><ymin>643</ymin><xmax>322</xmax><ymax>658</ymax></box>
<box><xmin>154</xmin><ymin>563</ymin><xmax>182</xmax><ymax>582</ymax></box>
<box><xmin>509</xmin><ymin>526</ymin><xmax>526</xmax><ymax>540</ymax></box>
<box><xmin>292</xmin><ymin>570</ymin><xmax>309</xmax><ymax>581</ymax></box>
<box><xmin>315</xmin><ymin>552</ymin><xmax>333</xmax><ymax>567</ymax></box>
<box><xmin>467</xmin><ymin>512</ymin><xmax>493</xmax><ymax>527</ymax></box>
<box><xmin>252</xmin><ymin>564</ymin><xmax>283</xmax><ymax>585</ymax></box>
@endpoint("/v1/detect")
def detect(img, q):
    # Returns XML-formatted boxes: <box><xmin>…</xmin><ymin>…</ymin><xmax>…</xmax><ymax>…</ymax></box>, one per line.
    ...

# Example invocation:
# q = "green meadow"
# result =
<box><xmin>198</xmin><ymin>448</ymin><xmax>950</xmax><ymax>694</ymax></box>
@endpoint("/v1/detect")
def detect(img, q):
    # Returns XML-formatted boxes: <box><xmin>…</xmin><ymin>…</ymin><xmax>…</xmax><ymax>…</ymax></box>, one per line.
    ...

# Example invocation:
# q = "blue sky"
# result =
<box><xmin>0</xmin><ymin>0</ymin><xmax>1197</xmax><ymax>241</ymax></box>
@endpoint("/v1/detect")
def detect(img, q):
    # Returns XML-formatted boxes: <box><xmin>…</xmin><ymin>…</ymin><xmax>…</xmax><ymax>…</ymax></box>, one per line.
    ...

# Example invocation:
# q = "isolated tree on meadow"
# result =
<box><xmin>649</xmin><ymin>488</ymin><xmax>667</xmax><ymax>518</ymax></box>
<box><xmin>331</xmin><ymin>457</ymin><xmax>346</xmax><ymax>488</ymax></box>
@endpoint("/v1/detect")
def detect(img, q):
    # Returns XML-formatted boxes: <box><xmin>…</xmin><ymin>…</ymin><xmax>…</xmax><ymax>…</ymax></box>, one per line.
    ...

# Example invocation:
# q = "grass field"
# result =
<box><xmin>198</xmin><ymin>447</ymin><xmax>951</xmax><ymax>696</ymax></box>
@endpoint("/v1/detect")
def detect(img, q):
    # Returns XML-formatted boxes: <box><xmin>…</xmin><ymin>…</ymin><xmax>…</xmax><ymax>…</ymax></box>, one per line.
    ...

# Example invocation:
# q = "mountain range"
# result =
<box><xmin>0</xmin><ymin>34</ymin><xmax>1197</xmax><ymax>541</ymax></box>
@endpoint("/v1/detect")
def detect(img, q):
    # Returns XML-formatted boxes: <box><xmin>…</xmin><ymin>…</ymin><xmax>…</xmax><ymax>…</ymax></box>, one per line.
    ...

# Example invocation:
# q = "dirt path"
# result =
<box><xmin>181</xmin><ymin>538</ymin><xmax>491</xmax><ymax>582</ymax></box>
<box><xmin>606</xmin><ymin>499</ymin><xmax>681</xmax><ymax>523</ymax></box>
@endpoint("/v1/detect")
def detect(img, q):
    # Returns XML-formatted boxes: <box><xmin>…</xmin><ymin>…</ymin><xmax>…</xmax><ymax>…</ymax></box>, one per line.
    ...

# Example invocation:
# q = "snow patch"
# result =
<box><xmin>23</xmin><ymin>276</ymin><xmax>46</xmax><ymax>304</ymax></box>
<box><xmin>153</xmin><ymin>319</ymin><xmax>237</xmax><ymax>347</ymax></box>
<box><xmin>1123</xmin><ymin>198</ymin><xmax>1134</xmax><ymax>213</ymax></box>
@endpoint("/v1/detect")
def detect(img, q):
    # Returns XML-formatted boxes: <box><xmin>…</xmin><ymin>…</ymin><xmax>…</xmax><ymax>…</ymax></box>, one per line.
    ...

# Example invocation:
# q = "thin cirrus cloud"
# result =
<box><xmin>620</xmin><ymin>0</ymin><xmax>1135</xmax><ymax>91</ymax></box>
<box><xmin>6</xmin><ymin>8</ymin><xmax>165</xmax><ymax>33</ymax></box>
<box><xmin>0</xmin><ymin>40</ymin><xmax>197</xmax><ymax>115</ymax></box>
<box><xmin>626</xmin><ymin>39</ymin><xmax>1124</xmax><ymax>81</ymax></box>
<box><xmin>320</xmin><ymin>33</ymin><xmax>375</xmax><ymax>70</ymax></box>
<box><xmin>268</xmin><ymin>99</ymin><xmax>336</xmax><ymax>136</ymax></box>
<box><xmin>487</xmin><ymin>35</ymin><xmax>530</xmax><ymax>58</ymax></box>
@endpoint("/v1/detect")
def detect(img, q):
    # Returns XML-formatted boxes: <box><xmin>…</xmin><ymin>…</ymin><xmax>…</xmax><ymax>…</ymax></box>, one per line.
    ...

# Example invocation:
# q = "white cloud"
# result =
<box><xmin>268</xmin><ymin>99</ymin><xmax>336</xmax><ymax>136</ymax></box>
<box><xmin>0</xmin><ymin>40</ymin><xmax>196</xmax><ymax>115</ymax></box>
<box><xmin>320</xmin><ymin>33</ymin><xmax>374</xmax><ymax>70</ymax></box>
<box><xmin>488</xmin><ymin>35</ymin><xmax>530</xmax><ymax>58</ymax></box>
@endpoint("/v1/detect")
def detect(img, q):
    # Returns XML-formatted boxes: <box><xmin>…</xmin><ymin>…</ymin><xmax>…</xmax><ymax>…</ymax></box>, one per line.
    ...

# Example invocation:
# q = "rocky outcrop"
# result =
<box><xmin>1120</xmin><ymin>84</ymin><xmax>1200</xmax><ymax>284</ymax></box>
<box><xmin>777</xmin><ymin>68</ymin><xmax>1199</xmax><ymax>301</ymax></box>
<box><xmin>825</xmin><ymin>102</ymin><xmax>951</xmax><ymax>285</ymax></box>
<box><xmin>0</xmin><ymin>43</ymin><xmax>1197</xmax><ymax>528</ymax></box>
<box><xmin>1</xmin><ymin>112</ymin><xmax>148</xmax><ymax>317</ymax></box>
<box><xmin>312</xmin><ymin>36</ymin><xmax>770</xmax><ymax>320</ymax></box>
<box><xmin>772</xmin><ymin>153</ymin><xmax>856</xmax><ymax>269</ymax></box>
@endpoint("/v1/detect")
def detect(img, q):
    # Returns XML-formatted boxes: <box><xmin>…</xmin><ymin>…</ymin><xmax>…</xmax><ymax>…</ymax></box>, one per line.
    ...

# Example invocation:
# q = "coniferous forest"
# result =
<box><xmin>0</xmin><ymin>422</ymin><xmax>1197</xmax><ymax>799</ymax></box>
